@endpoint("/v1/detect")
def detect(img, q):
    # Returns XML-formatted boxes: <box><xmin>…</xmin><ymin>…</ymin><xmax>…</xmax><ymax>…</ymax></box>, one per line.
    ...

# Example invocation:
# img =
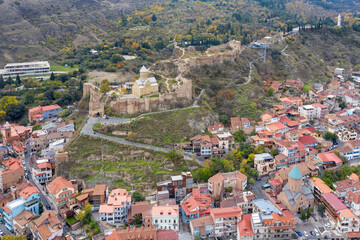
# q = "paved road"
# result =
<box><xmin>0</xmin><ymin>222</ymin><xmax>12</xmax><ymax>236</ymax></box>
<box><xmin>251</xmin><ymin>176</ymin><xmax>268</xmax><ymax>199</ymax></box>
<box><xmin>24</xmin><ymin>142</ymin><xmax>72</xmax><ymax>236</ymax></box>
<box><xmin>81</xmin><ymin>117</ymin><xmax>203</xmax><ymax>163</ymax></box>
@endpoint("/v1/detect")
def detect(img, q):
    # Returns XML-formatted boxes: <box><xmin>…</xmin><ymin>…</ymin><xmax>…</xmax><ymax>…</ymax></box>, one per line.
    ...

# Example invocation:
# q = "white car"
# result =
<box><xmin>325</xmin><ymin>223</ymin><xmax>332</xmax><ymax>228</ymax></box>
<box><xmin>314</xmin><ymin>229</ymin><xmax>320</xmax><ymax>236</ymax></box>
<box><xmin>304</xmin><ymin>231</ymin><xmax>308</xmax><ymax>237</ymax></box>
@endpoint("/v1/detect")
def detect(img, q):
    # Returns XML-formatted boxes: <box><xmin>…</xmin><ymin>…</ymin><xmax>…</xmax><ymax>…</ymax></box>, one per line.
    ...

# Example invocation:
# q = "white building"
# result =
<box><xmin>99</xmin><ymin>189</ymin><xmax>131</xmax><ymax>224</ymax></box>
<box><xmin>254</xmin><ymin>153</ymin><xmax>276</xmax><ymax>177</ymax></box>
<box><xmin>299</xmin><ymin>105</ymin><xmax>320</xmax><ymax>120</ymax></box>
<box><xmin>217</xmin><ymin>132</ymin><xmax>234</xmax><ymax>152</ymax></box>
<box><xmin>32</xmin><ymin>160</ymin><xmax>52</xmax><ymax>184</ymax></box>
<box><xmin>152</xmin><ymin>204</ymin><xmax>179</xmax><ymax>231</ymax></box>
<box><xmin>0</xmin><ymin>61</ymin><xmax>51</xmax><ymax>78</ymax></box>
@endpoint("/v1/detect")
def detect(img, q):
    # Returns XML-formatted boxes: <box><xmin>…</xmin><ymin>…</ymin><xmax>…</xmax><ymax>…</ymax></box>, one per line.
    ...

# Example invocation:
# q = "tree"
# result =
<box><xmin>317</xmin><ymin>204</ymin><xmax>325</xmax><ymax>217</ymax></box>
<box><xmin>151</xmin><ymin>14</ymin><xmax>157</xmax><ymax>22</ymax></box>
<box><xmin>132</xmin><ymin>191</ymin><xmax>144</xmax><ymax>202</ymax></box>
<box><xmin>0</xmin><ymin>110</ymin><xmax>5</xmax><ymax>121</ymax></box>
<box><xmin>339</xmin><ymin>101</ymin><xmax>346</xmax><ymax>109</ymax></box>
<box><xmin>6</xmin><ymin>76</ymin><xmax>12</xmax><ymax>85</ymax></box>
<box><xmin>24</xmin><ymin>93</ymin><xmax>35</xmax><ymax>104</ymax></box>
<box><xmin>50</xmin><ymin>72</ymin><xmax>56</xmax><ymax>81</ymax></box>
<box><xmin>0</xmin><ymin>75</ymin><xmax>4</xmax><ymax>89</ymax></box>
<box><xmin>5</xmin><ymin>103</ymin><xmax>26</xmax><ymax>121</ymax></box>
<box><xmin>32</xmin><ymin>124</ymin><xmax>42</xmax><ymax>131</ymax></box>
<box><xmin>303</xmin><ymin>85</ymin><xmax>310</xmax><ymax>93</ymax></box>
<box><xmin>266</xmin><ymin>88</ymin><xmax>275</xmax><ymax>97</ymax></box>
<box><xmin>2</xmin><ymin>236</ymin><xmax>26</xmax><ymax>240</ymax></box>
<box><xmin>306</xmin><ymin>207</ymin><xmax>313</xmax><ymax>219</ymax></box>
<box><xmin>248</xmin><ymin>177</ymin><xmax>255</xmax><ymax>185</ymax></box>
<box><xmin>270</xmin><ymin>148</ymin><xmax>278</xmax><ymax>156</ymax></box>
<box><xmin>100</xmin><ymin>79</ymin><xmax>110</xmax><ymax>93</ymax></box>
<box><xmin>111</xmin><ymin>54</ymin><xmax>124</xmax><ymax>63</ymax></box>
<box><xmin>197</xmin><ymin>168</ymin><xmax>212</xmax><ymax>181</ymax></box>
<box><xmin>0</xmin><ymin>96</ymin><xmax>18</xmax><ymax>110</ymax></box>
<box><xmin>234</xmin><ymin>130</ymin><xmax>246</xmax><ymax>142</ymax></box>
<box><xmin>300</xmin><ymin>208</ymin><xmax>307</xmax><ymax>221</ymax></box>
<box><xmin>323</xmin><ymin>131</ymin><xmax>338</xmax><ymax>142</ymax></box>
<box><xmin>15</xmin><ymin>75</ymin><xmax>21</xmax><ymax>87</ymax></box>
<box><xmin>166</xmin><ymin>149</ymin><xmax>183</xmax><ymax>163</ymax></box>
<box><xmin>78</xmin><ymin>203</ymin><xmax>92</xmax><ymax>224</ymax></box>
<box><xmin>66</xmin><ymin>210</ymin><xmax>75</xmax><ymax>218</ymax></box>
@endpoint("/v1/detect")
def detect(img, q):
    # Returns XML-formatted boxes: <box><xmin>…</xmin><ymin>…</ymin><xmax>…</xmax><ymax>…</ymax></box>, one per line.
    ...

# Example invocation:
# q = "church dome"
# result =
<box><xmin>288</xmin><ymin>165</ymin><xmax>302</xmax><ymax>179</ymax></box>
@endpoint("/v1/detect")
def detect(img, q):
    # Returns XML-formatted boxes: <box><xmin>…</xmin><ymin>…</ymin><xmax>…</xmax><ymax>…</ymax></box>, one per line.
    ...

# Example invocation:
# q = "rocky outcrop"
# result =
<box><xmin>187</xmin><ymin>112</ymin><xmax>219</xmax><ymax>132</ymax></box>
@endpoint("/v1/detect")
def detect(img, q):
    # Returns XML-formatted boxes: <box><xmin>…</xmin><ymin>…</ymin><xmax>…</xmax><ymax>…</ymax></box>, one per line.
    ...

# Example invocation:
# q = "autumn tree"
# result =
<box><xmin>100</xmin><ymin>79</ymin><xmax>110</xmax><ymax>93</ymax></box>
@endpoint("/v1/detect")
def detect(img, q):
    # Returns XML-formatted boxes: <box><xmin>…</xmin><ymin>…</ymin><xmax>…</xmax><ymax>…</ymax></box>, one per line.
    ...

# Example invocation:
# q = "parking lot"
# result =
<box><xmin>293</xmin><ymin>207</ymin><xmax>346</xmax><ymax>240</ymax></box>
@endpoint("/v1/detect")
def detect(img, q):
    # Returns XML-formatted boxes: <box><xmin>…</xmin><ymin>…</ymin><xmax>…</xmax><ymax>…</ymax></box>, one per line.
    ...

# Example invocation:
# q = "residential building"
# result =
<box><xmin>299</xmin><ymin>105</ymin><xmax>320</xmax><ymax>120</ymax></box>
<box><xmin>1</xmin><ymin>123</ymin><xmax>32</xmax><ymax>144</ymax></box>
<box><xmin>254</xmin><ymin>153</ymin><xmax>276</xmax><ymax>177</ymax></box>
<box><xmin>200</xmin><ymin>135</ymin><xmax>212</xmax><ymax>157</ymax></box>
<box><xmin>230</xmin><ymin>117</ymin><xmax>251</xmax><ymax>131</ymax></box>
<box><xmin>309</xmin><ymin>177</ymin><xmax>333</xmax><ymax>203</ymax></box>
<box><xmin>208</xmin><ymin>122</ymin><xmax>224</xmax><ymax>134</ymax></box>
<box><xmin>298</xmin><ymin>135</ymin><xmax>318</xmax><ymax>148</ymax></box>
<box><xmin>317</xmin><ymin>152</ymin><xmax>343</xmax><ymax>171</ymax></box>
<box><xmin>47</xmin><ymin>176</ymin><xmax>76</xmax><ymax>207</ymax></box>
<box><xmin>237</xmin><ymin>214</ymin><xmax>254</xmax><ymax>240</ymax></box>
<box><xmin>266</xmin><ymin>122</ymin><xmax>289</xmax><ymax>136</ymax></box>
<box><xmin>337</xmin><ymin>140</ymin><xmax>360</xmax><ymax>160</ymax></box>
<box><xmin>32</xmin><ymin>161</ymin><xmax>52</xmax><ymax>184</ymax></box>
<box><xmin>180</xmin><ymin>188</ymin><xmax>214</xmax><ymax>223</ymax></box>
<box><xmin>337</xmin><ymin>208</ymin><xmax>360</xmax><ymax>233</ymax></box>
<box><xmin>152</xmin><ymin>204</ymin><xmax>179</xmax><ymax>231</ymax></box>
<box><xmin>208</xmin><ymin>171</ymin><xmax>247</xmax><ymax>201</ymax></box>
<box><xmin>0</xmin><ymin>61</ymin><xmax>51</xmax><ymax>78</ymax></box>
<box><xmin>76</xmin><ymin>184</ymin><xmax>108</xmax><ymax>210</ymax></box>
<box><xmin>3</xmin><ymin>186</ymin><xmax>40</xmax><ymax>231</ymax></box>
<box><xmin>321</xmin><ymin>192</ymin><xmax>348</xmax><ymax>223</ymax></box>
<box><xmin>345</xmin><ymin>191</ymin><xmax>360</xmax><ymax>215</ymax></box>
<box><xmin>277</xmin><ymin>165</ymin><xmax>315</xmax><ymax>213</ymax></box>
<box><xmin>312</xmin><ymin>103</ymin><xmax>329</xmax><ymax>118</ymax></box>
<box><xmin>99</xmin><ymin>189</ymin><xmax>131</xmax><ymax>223</ymax></box>
<box><xmin>333</xmin><ymin>178</ymin><xmax>360</xmax><ymax>198</ymax></box>
<box><xmin>156</xmin><ymin>172</ymin><xmax>193</xmax><ymax>203</ymax></box>
<box><xmin>12</xmin><ymin>141</ymin><xmax>27</xmax><ymax>160</ymax></box>
<box><xmin>0</xmin><ymin>158</ymin><xmax>24</xmax><ymax>193</ymax></box>
<box><xmin>29</xmin><ymin>105</ymin><xmax>62</xmax><ymax>123</ymax></box>
<box><xmin>216</xmin><ymin>132</ymin><xmax>235</xmax><ymax>152</ymax></box>
<box><xmin>251</xmin><ymin>199</ymin><xmax>294</xmax><ymax>240</ymax></box>
<box><xmin>0</xmin><ymin>144</ymin><xmax>8</xmax><ymax>160</ymax></box>
<box><xmin>132</xmin><ymin>66</ymin><xmax>159</xmax><ymax>98</ymax></box>
<box><xmin>128</xmin><ymin>201</ymin><xmax>153</xmax><ymax>227</ymax></box>
<box><xmin>189</xmin><ymin>215</ymin><xmax>214</xmax><ymax>239</ymax></box>
<box><xmin>13</xmin><ymin>210</ymin><xmax>33</xmax><ymax>236</ymax></box>
<box><xmin>106</xmin><ymin>227</ymin><xmax>157</xmax><ymax>240</ymax></box>
<box><xmin>28</xmin><ymin>210</ymin><xmax>63</xmax><ymax>240</ymax></box>
<box><xmin>211</xmin><ymin>206</ymin><xmax>242</xmax><ymax>238</ymax></box>
<box><xmin>220</xmin><ymin>191</ymin><xmax>255</xmax><ymax>214</ymax></box>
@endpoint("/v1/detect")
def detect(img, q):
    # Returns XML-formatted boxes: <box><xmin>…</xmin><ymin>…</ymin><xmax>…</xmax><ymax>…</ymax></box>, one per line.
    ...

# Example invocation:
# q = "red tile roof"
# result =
<box><xmin>318</xmin><ymin>152</ymin><xmax>342</xmax><ymax>164</ymax></box>
<box><xmin>19</xmin><ymin>186</ymin><xmax>39</xmax><ymax>199</ymax></box>
<box><xmin>211</xmin><ymin>206</ymin><xmax>242</xmax><ymax>219</ymax></box>
<box><xmin>322</xmin><ymin>192</ymin><xmax>347</xmax><ymax>211</ymax></box>
<box><xmin>157</xmin><ymin>230</ymin><xmax>179</xmax><ymax>240</ymax></box>
<box><xmin>238</xmin><ymin>214</ymin><xmax>253</xmax><ymax>237</ymax></box>
<box><xmin>298</xmin><ymin>135</ymin><xmax>318</xmax><ymax>145</ymax></box>
<box><xmin>47</xmin><ymin>176</ymin><xmax>73</xmax><ymax>194</ymax></box>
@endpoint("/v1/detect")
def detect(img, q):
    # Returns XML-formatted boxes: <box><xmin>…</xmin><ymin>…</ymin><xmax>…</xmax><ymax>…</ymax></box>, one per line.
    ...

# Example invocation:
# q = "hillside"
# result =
<box><xmin>0</xmin><ymin>0</ymin><xmax>162</xmax><ymax>66</ymax></box>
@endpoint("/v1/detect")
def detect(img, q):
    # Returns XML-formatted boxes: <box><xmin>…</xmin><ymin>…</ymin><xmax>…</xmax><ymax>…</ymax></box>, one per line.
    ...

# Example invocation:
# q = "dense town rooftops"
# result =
<box><xmin>322</xmin><ymin>192</ymin><xmax>348</xmax><ymax>211</ymax></box>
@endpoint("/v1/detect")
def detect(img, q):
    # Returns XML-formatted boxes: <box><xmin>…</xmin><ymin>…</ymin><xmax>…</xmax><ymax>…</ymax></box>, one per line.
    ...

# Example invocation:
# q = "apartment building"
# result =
<box><xmin>76</xmin><ymin>184</ymin><xmax>108</xmax><ymax>210</ymax></box>
<box><xmin>99</xmin><ymin>189</ymin><xmax>131</xmax><ymax>224</ymax></box>
<box><xmin>28</xmin><ymin>104</ymin><xmax>62</xmax><ymax>123</ymax></box>
<box><xmin>47</xmin><ymin>176</ymin><xmax>76</xmax><ymax>207</ymax></box>
<box><xmin>254</xmin><ymin>153</ymin><xmax>276</xmax><ymax>177</ymax></box>
<box><xmin>152</xmin><ymin>204</ymin><xmax>179</xmax><ymax>231</ymax></box>
<box><xmin>32</xmin><ymin>161</ymin><xmax>52</xmax><ymax>184</ymax></box>
<box><xmin>208</xmin><ymin>171</ymin><xmax>247</xmax><ymax>201</ymax></box>
<box><xmin>211</xmin><ymin>206</ymin><xmax>242</xmax><ymax>238</ymax></box>
<box><xmin>156</xmin><ymin>172</ymin><xmax>193</xmax><ymax>203</ymax></box>
<box><xmin>180</xmin><ymin>188</ymin><xmax>214</xmax><ymax>223</ymax></box>
<box><xmin>0</xmin><ymin>158</ymin><xmax>24</xmax><ymax>193</ymax></box>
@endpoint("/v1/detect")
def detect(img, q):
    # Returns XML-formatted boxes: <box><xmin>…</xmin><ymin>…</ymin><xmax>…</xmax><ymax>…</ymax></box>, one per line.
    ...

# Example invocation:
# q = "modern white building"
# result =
<box><xmin>0</xmin><ymin>61</ymin><xmax>51</xmax><ymax>77</ymax></box>
<box><xmin>299</xmin><ymin>105</ymin><xmax>320</xmax><ymax>120</ymax></box>
<box><xmin>32</xmin><ymin>160</ymin><xmax>52</xmax><ymax>184</ymax></box>
<box><xmin>152</xmin><ymin>204</ymin><xmax>179</xmax><ymax>231</ymax></box>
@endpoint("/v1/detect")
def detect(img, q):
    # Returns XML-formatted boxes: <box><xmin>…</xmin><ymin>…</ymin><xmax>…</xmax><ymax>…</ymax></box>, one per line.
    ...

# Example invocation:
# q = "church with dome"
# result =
<box><xmin>132</xmin><ymin>66</ymin><xmax>159</xmax><ymax>98</ymax></box>
<box><xmin>277</xmin><ymin>165</ymin><xmax>315</xmax><ymax>213</ymax></box>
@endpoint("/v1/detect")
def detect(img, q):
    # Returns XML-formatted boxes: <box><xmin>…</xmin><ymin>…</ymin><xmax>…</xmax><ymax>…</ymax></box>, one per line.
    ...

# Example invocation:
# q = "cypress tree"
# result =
<box><xmin>0</xmin><ymin>76</ymin><xmax>4</xmax><ymax>89</ymax></box>
<box><xmin>16</xmin><ymin>75</ymin><xmax>21</xmax><ymax>86</ymax></box>
<box><xmin>50</xmin><ymin>72</ymin><xmax>56</xmax><ymax>81</ymax></box>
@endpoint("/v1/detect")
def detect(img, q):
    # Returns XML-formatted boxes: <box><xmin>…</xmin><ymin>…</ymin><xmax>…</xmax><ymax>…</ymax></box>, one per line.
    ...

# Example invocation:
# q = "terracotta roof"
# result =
<box><xmin>318</xmin><ymin>152</ymin><xmax>342</xmax><ymax>164</ymax></box>
<box><xmin>238</xmin><ymin>214</ymin><xmax>253</xmax><ymax>236</ymax></box>
<box><xmin>211</xmin><ymin>206</ymin><xmax>242</xmax><ymax>219</ymax></box>
<box><xmin>210</xmin><ymin>137</ymin><xmax>219</xmax><ymax>145</ymax></box>
<box><xmin>29</xmin><ymin>104</ymin><xmax>61</xmax><ymax>114</ymax></box>
<box><xmin>76</xmin><ymin>193</ymin><xmax>89</xmax><ymax>202</ymax></box>
<box><xmin>350</xmin><ymin>173</ymin><xmax>359</xmax><ymax>182</ymax></box>
<box><xmin>266</xmin><ymin>122</ymin><xmax>288</xmax><ymax>132</ymax></box>
<box><xmin>3</xmin><ymin>206</ymin><xmax>11</xmax><ymax>213</ymax></box>
<box><xmin>37</xmin><ymin>225</ymin><xmax>52</xmax><ymax>240</ymax></box>
<box><xmin>94</xmin><ymin>184</ymin><xmax>107</xmax><ymax>196</ymax></box>
<box><xmin>287</xmin><ymin>120</ymin><xmax>299</xmax><ymax>127</ymax></box>
<box><xmin>37</xmin><ymin>162</ymin><xmax>51</xmax><ymax>169</ymax></box>
<box><xmin>19</xmin><ymin>186</ymin><xmax>39</xmax><ymax>200</ymax></box>
<box><xmin>47</xmin><ymin>176</ymin><xmax>73</xmax><ymax>195</ymax></box>
<box><xmin>152</xmin><ymin>204</ymin><xmax>179</xmax><ymax>216</ymax></box>
<box><xmin>129</xmin><ymin>201</ymin><xmax>154</xmax><ymax>219</ymax></box>
<box><xmin>1</xmin><ymin>158</ymin><xmax>23</xmax><ymax>175</ymax></box>
<box><xmin>339</xmin><ymin>208</ymin><xmax>356</xmax><ymax>219</ymax></box>
<box><xmin>157</xmin><ymin>230</ymin><xmax>178</xmax><ymax>240</ymax></box>
<box><xmin>310</xmin><ymin>177</ymin><xmax>333</xmax><ymax>194</ymax></box>
<box><xmin>298</xmin><ymin>135</ymin><xmax>318</xmax><ymax>145</ymax></box>
<box><xmin>180</xmin><ymin>188</ymin><xmax>213</xmax><ymax>216</ymax></box>
<box><xmin>13</xmin><ymin>210</ymin><xmax>33</xmax><ymax>226</ymax></box>
<box><xmin>115</xmin><ymin>227</ymin><xmax>157</xmax><ymax>240</ymax></box>
<box><xmin>190</xmin><ymin>215</ymin><xmax>214</xmax><ymax>228</ymax></box>
<box><xmin>345</xmin><ymin>191</ymin><xmax>360</xmax><ymax>204</ymax></box>
<box><xmin>208</xmin><ymin>172</ymin><xmax>224</xmax><ymax>183</ymax></box>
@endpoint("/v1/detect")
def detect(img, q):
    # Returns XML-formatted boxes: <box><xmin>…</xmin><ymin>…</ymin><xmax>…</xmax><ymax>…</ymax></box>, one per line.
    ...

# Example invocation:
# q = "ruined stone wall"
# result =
<box><xmin>188</xmin><ymin>40</ymin><xmax>242</xmax><ymax>69</ymax></box>
<box><xmin>86</xmin><ymin>78</ymin><xmax>192</xmax><ymax>116</ymax></box>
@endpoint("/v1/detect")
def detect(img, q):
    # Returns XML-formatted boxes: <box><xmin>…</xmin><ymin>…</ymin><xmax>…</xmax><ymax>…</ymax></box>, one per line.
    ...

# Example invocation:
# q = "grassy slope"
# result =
<box><xmin>61</xmin><ymin>135</ymin><xmax>200</xmax><ymax>192</ymax></box>
<box><xmin>97</xmin><ymin>108</ymin><xmax>213</xmax><ymax>147</ymax></box>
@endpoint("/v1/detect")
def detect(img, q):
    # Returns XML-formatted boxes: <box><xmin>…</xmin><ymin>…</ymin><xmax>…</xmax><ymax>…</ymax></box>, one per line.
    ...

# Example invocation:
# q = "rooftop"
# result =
<box><xmin>322</xmin><ymin>192</ymin><xmax>347</xmax><ymax>211</ymax></box>
<box><xmin>288</xmin><ymin>165</ymin><xmax>302</xmax><ymax>179</ymax></box>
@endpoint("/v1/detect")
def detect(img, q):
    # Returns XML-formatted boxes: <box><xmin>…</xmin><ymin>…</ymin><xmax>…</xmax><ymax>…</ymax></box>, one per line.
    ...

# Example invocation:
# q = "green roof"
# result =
<box><xmin>24</xmin><ymin>198</ymin><xmax>38</xmax><ymax>207</ymax></box>
<box><xmin>289</xmin><ymin>165</ymin><xmax>302</xmax><ymax>179</ymax></box>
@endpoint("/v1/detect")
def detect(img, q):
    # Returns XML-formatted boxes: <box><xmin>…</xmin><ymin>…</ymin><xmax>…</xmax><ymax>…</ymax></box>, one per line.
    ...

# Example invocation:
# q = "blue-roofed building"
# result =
<box><xmin>3</xmin><ymin>186</ymin><xmax>40</xmax><ymax>231</ymax></box>
<box><xmin>277</xmin><ymin>165</ymin><xmax>314</xmax><ymax>213</ymax></box>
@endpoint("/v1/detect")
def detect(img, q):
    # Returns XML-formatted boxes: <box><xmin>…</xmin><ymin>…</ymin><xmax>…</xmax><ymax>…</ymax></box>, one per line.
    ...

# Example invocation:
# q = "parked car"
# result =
<box><xmin>325</xmin><ymin>223</ymin><xmax>332</xmax><ymax>228</ymax></box>
<box><xmin>310</xmin><ymin>231</ymin><xmax>315</xmax><ymax>236</ymax></box>
<box><xmin>304</xmin><ymin>231</ymin><xmax>308</xmax><ymax>237</ymax></box>
<box><xmin>314</xmin><ymin>229</ymin><xmax>320</xmax><ymax>236</ymax></box>
<box><xmin>46</xmin><ymin>204</ymin><xmax>51</xmax><ymax>210</ymax></box>
<box><xmin>0</xmin><ymin>219</ymin><xmax>3</xmax><ymax>224</ymax></box>
<box><xmin>295</xmin><ymin>230</ymin><xmax>302</xmax><ymax>236</ymax></box>
<box><xmin>22</xmin><ymin>160</ymin><xmax>25</xmax><ymax>165</ymax></box>
<box><xmin>0</xmin><ymin>230</ymin><xmax>3</xmax><ymax>235</ymax></box>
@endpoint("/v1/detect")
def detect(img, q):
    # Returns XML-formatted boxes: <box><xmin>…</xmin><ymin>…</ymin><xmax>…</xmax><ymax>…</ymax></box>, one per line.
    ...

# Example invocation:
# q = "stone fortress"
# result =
<box><xmin>84</xmin><ymin>40</ymin><xmax>242</xmax><ymax>116</ymax></box>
